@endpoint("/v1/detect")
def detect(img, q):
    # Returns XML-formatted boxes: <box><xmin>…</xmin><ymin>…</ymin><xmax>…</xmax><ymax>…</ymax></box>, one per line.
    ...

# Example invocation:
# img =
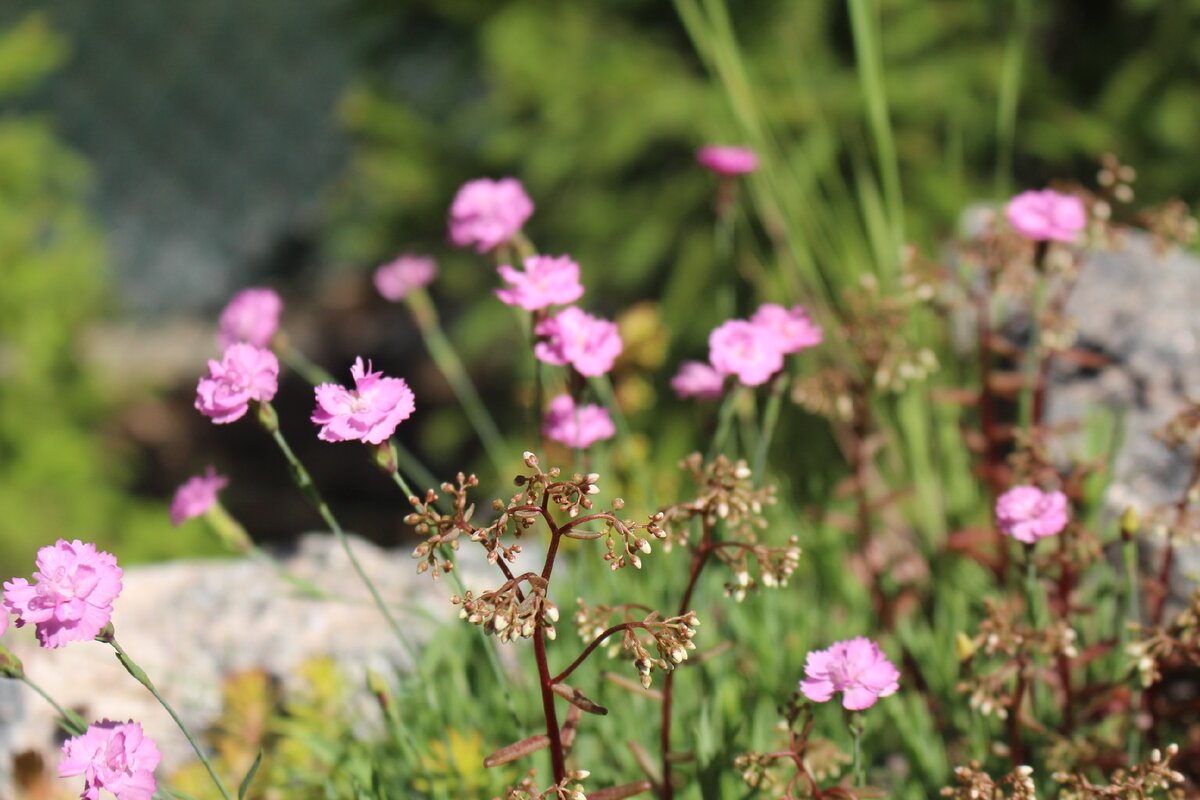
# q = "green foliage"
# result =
<box><xmin>0</xmin><ymin>13</ymin><xmax>214</xmax><ymax>575</ymax></box>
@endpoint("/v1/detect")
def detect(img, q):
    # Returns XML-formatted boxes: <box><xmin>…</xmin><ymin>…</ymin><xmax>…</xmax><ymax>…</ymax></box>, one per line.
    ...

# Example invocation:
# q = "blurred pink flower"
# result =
<box><xmin>194</xmin><ymin>343</ymin><xmax>280</xmax><ymax>424</ymax></box>
<box><xmin>696</xmin><ymin>145</ymin><xmax>759</xmax><ymax>176</ymax></box>
<box><xmin>542</xmin><ymin>394</ymin><xmax>615</xmax><ymax>449</ymax></box>
<box><xmin>448</xmin><ymin>177</ymin><xmax>534</xmax><ymax>253</ymax></box>
<box><xmin>708</xmin><ymin>319</ymin><xmax>784</xmax><ymax>387</ymax></box>
<box><xmin>1005</xmin><ymin>189</ymin><xmax>1087</xmax><ymax>242</ymax></box>
<box><xmin>496</xmin><ymin>254</ymin><xmax>585</xmax><ymax>311</ymax></box>
<box><xmin>995</xmin><ymin>485</ymin><xmax>1070</xmax><ymax>544</ymax></box>
<box><xmin>3</xmin><ymin>540</ymin><xmax>123</xmax><ymax>649</ymax></box>
<box><xmin>59</xmin><ymin>720</ymin><xmax>160</xmax><ymax>800</ymax></box>
<box><xmin>169</xmin><ymin>467</ymin><xmax>228</xmax><ymax>527</ymax></box>
<box><xmin>800</xmin><ymin>636</ymin><xmax>900</xmax><ymax>711</ymax></box>
<box><xmin>217</xmin><ymin>287</ymin><xmax>283</xmax><ymax>349</ymax></box>
<box><xmin>534</xmin><ymin>306</ymin><xmax>623</xmax><ymax>377</ymax></box>
<box><xmin>374</xmin><ymin>254</ymin><xmax>437</xmax><ymax>301</ymax></box>
<box><xmin>671</xmin><ymin>361</ymin><xmax>725</xmax><ymax>400</ymax></box>
<box><xmin>312</xmin><ymin>357</ymin><xmax>415</xmax><ymax>445</ymax></box>
<box><xmin>751</xmin><ymin>303</ymin><xmax>823</xmax><ymax>354</ymax></box>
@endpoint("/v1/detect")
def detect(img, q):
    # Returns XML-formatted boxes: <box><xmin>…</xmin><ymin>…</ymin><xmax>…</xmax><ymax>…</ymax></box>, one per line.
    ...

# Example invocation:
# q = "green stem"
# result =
<box><xmin>708</xmin><ymin>387</ymin><xmax>740</xmax><ymax>460</ymax></box>
<box><xmin>19</xmin><ymin>674</ymin><xmax>87</xmax><ymax>735</ymax></box>
<box><xmin>752</xmin><ymin>374</ymin><xmax>787</xmax><ymax>480</ymax></box>
<box><xmin>1017</xmin><ymin>274</ymin><xmax>1046</xmax><ymax>433</ymax></box>
<box><xmin>847</xmin><ymin>710</ymin><xmax>865</xmax><ymax>786</ymax></box>
<box><xmin>1121</xmin><ymin>529</ymin><xmax>1141</xmax><ymax>763</ymax></box>
<box><xmin>405</xmin><ymin>289</ymin><xmax>508</xmax><ymax>475</ymax></box>
<box><xmin>107</xmin><ymin>636</ymin><xmax>232</xmax><ymax>800</ymax></box>
<box><xmin>275</xmin><ymin>340</ymin><xmax>334</xmax><ymax>385</ymax></box>
<box><xmin>261</xmin><ymin>406</ymin><xmax>420</xmax><ymax>667</ymax></box>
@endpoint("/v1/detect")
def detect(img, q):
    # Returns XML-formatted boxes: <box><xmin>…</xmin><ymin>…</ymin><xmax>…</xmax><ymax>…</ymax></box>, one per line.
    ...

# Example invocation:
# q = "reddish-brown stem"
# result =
<box><xmin>559</xmin><ymin>511</ymin><xmax>626</xmax><ymax>537</ymax></box>
<box><xmin>533</xmin><ymin>626</ymin><xmax>567</xmax><ymax>784</ymax></box>
<box><xmin>535</xmin><ymin>488</ymin><xmax>567</xmax><ymax>784</ymax></box>
<box><xmin>850</xmin><ymin>401</ymin><xmax>890</xmax><ymax>627</ymax></box>
<box><xmin>1008</xmin><ymin>660</ymin><xmax>1028</xmax><ymax>766</ymax></box>
<box><xmin>661</xmin><ymin>520</ymin><xmax>715</xmax><ymax>800</ymax></box>
<box><xmin>975</xmin><ymin>262</ymin><xmax>1010</xmax><ymax>581</ymax></box>
<box><xmin>550</xmin><ymin>622</ymin><xmax>647</xmax><ymax>685</ymax></box>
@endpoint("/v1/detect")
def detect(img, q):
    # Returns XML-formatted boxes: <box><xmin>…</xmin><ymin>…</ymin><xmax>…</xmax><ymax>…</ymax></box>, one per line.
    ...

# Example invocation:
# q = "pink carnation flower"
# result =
<box><xmin>3</xmin><ymin>540</ymin><xmax>123</xmax><ymax>649</ymax></box>
<box><xmin>448</xmin><ymin>177</ymin><xmax>534</xmax><ymax>253</ymax></box>
<box><xmin>169</xmin><ymin>466</ymin><xmax>229</xmax><ymax>527</ymax></box>
<box><xmin>696</xmin><ymin>145</ymin><xmax>759</xmax><ymax>176</ymax></box>
<box><xmin>800</xmin><ymin>636</ymin><xmax>900</xmax><ymax>711</ymax></box>
<box><xmin>542</xmin><ymin>394</ymin><xmax>615</xmax><ymax>449</ymax></box>
<box><xmin>374</xmin><ymin>254</ymin><xmax>437</xmax><ymax>301</ymax></box>
<box><xmin>194</xmin><ymin>343</ymin><xmax>280</xmax><ymax>424</ymax></box>
<box><xmin>708</xmin><ymin>319</ymin><xmax>784</xmax><ymax>387</ymax></box>
<box><xmin>1005</xmin><ymin>189</ymin><xmax>1087</xmax><ymax>242</ymax></box>
<box><xmin>217</xmin><ymin>287</ymin><xmax>283</xmax><ymax>349</ymax></box>
<box><xmin>496</xmin><ymin>254</ymin><xmax>585</xmax><ymax>311</ymax></box>
<box><xmin>534</xmin><ymin>307</ymin><xmax>623</xmax><ymax>377</ymax></box>
<box><xmin>312</xmin><ymin>357</ymin><xmax>415</xmax><ymax>445</ymax></box>
<box><xmin>995</xmin><ymin>486</ymin><xmax>1070</xmax><ymax>544</ymax></box>
<box><xmin>671</xmin><ymin>361</ymin><xmax>725</xmax><ymax>400</ymax></box>
<box><xmin>59</xmin><ymin>720</ymin><xmax>161</xmax><ymax>800</ymax></box>
<box><xmin>751</xmin><ymin>303</ymin><xmax>823</xmax><ymax>354</ymax></box>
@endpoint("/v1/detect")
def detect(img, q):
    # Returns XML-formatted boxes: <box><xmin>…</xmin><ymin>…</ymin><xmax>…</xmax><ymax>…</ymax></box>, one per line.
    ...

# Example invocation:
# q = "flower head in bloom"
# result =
<box><xmin>708</xmin><ymin>319</ymin><xmax>784</xmax><ymax>387</ymax></box>
<box><xmin>800</xmin><ymin>636</ymin><xmax>900</xmax><ymax>711</ymax></box>
<box><xmin>448</xmin><ymin>177</ymin><xmax>534</xmax><ymax>253</ymax></box>
<box><xmin>1005</xmin><ymin>189</ymin><xmax>1087</xmax><ymax>242</ymax></box>
<box><xmin>169</xmin><ymin>467</ymin><xmax>228</xmax><ymax>527</ymax></box>
<box><xmin>59</xmin><ymin>720</ymin><xmax>161</xmax><ymax>800</ymax></box>
<box><xmin>194</xmin><ymin>343</ymin><xmax>279</xmax><ymax>424</ymax></box>
<box><xmin>751</xmin><ymin>303</ymin><xmax>823</xmax><ymax>354</ymax></box>
<box><xmin>312</xmin><ymin>357</ymin><xmax>415</xmax><ymax>445</ymax></box>
<box><xmin>217</xmin><ymin>288</ymin><xmax>283</xmax><ymax>349</ymax></box>
<box><xmin>671</xmin><ymin>361</ymin><xmax>725</xmax><ymax>400</ymax></box>
<box><xmin>496</xmin><ymin>254</ymin><xmax>585</xmax><ymax>311</ymax></box>
<box><xmin>696</xmin><ymin>145</ymin><xmax>759</xmax><ymax>177</ymax></box>
<box><xmin>534</xmin><ymin>307</ymin><xmax>623</xmax><ymax>377</ymax></box>
<box><xmin>995</xmin><ymin>486</ymin><xmax>1070</xmax><ymax>544</ymax></box>
<box><xmin>542</xmin><ymin>394</ymin><xmax>615</xmax><ymax>449</ymax></box>
<box><xmin>3</xmin><ymin>540</ymin><xmax>123</xmax><ymax>648</ymax></box>
<box><xmin>374</xmin><ymin>254</ymin><xmax>437</xmax><ymax>301</ymax></box>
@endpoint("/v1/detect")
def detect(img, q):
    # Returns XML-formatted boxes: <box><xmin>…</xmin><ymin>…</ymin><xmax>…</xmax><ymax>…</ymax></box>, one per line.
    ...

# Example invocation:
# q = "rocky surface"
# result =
<box><xmin>0</xmin><ymin>532</ymin><xmax>511</xmax><ymax>797</ymax></box>
<box><xmin>1043</xmin><ymin>232</ymin><xmax>1200</xmax><ymax>616</ymax></box>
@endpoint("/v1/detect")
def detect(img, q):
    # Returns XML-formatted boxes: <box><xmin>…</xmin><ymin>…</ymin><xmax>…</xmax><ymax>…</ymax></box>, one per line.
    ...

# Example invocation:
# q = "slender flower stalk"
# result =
<box><xmin>848</xmin><ymin>712</ymin><xmax>865</xmax><ymax>785</ymax></box>
<box><xmin>751</xmin><ymin>373</ymin><xmax>787</xmax><ymax>481</ymax></box>
<box><xmin>403</xmin><ymin>287</ymin><xmax>508</xmax><ymax>474</ymax></box>
<box><xmin>20</xmin><ymin>674</ymin><xmax>88</xmax><ymax>736</ymax></box>
<box><xmin>258</xmin><ymin>402</ymin><xmax>420</xmax><ymax>667</ymax></box>
<box><xmin>102</xmin><ymin>632</ymin><xmax>232</xmax><ymax>800</ymax></box>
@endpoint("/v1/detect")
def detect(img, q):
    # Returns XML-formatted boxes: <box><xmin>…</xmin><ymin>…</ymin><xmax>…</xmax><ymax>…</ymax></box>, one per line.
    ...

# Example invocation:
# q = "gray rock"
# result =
<box><xmin>1043</xmin><ymin>232</ymin><xmax>1200</xmax><ymax>617</ymax></box>
<box><xmin>0</xmin><ymin>532</ymin><xmax>510</xmax><ymax>796</ymax></box>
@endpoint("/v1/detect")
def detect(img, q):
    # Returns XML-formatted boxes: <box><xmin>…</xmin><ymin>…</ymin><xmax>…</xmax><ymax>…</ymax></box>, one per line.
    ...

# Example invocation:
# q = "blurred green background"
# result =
<box><xmin>1</xmin><ymin>0</ymin><xmax>1198</xmax><ymax>571</ymax></box>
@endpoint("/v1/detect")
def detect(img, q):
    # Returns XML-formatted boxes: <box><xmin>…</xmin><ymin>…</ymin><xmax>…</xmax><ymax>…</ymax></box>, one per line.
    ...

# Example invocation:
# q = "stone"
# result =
<box><xmin>0</xmin><ymin>531</ymin><xmax>509</xmax><ymax>796</ymax></box>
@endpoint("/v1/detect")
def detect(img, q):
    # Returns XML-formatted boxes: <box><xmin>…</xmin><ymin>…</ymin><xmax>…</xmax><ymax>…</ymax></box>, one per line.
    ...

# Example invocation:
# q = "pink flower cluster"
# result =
<box><xmin>449</xmin><ymin>177</ymin><xmax>534</xmax><ymax>253</ymax></box>
<box><xmin>534</xmin><ymin>306</ymin><xmax>623</xmax><ymax>377</ymax></box>
<box><xmin>542</xmin><ymin>394</ymin><xmax>615</xmax><ymax>449</ymax></box>
<box><xmin>696</xmin><ymin>145</ymin><xmax>759</xmax><ymax>176</ymax></box>
<box><xmin>496</xmin><ymin>254</ymin><xmax>585</xmax><ymax>311</ymax></box>
<box><xmin>800</xmin><ymin>636</ymin><xmax>900</xmax><ymax>710</ymax></box>
<box><xmin>312</xmin><ymin>357</ymin><xmax>415</xmax><ymax>445</ymax></box>
<box><xmin>217</xmin><ymin>287</ymin><xmax>282</xmax><ymax>349</ymax></box>
<box><xmin>673</xmin><ymin>303</ymin><xmax>821</xmax><ymax>395</ymax></box>
<box><xmin>170</xmin><ymin>466</ymin><xmax>228</xmax><ymax>526</ymax></box>
<box><xmin>3</xmin><ymin>540</ymin><xmax>123</xmax><ymax>648</ymax></box>
<box><xmin>60</xmin><ymin>720</ymin><xmax>161</xmax><ymax>800</ymax></box>
<box><xmin>195</xmin><ymin>343</ymin><xmax>280</xmax><ymax>424</ymax></box>
<box><xmin>374</xmin><ymin>254</ymin><xmax>437</xmax><ymax>301</ymax></box>
<box><xmin>995</xmin><ymin>485</ymin><xmax>1070</xmax><ymax>544</ymax></box>
<box><xmin>1006</xmin><ymin>189</ymin><xmax>1087</xmax><ymax>242</ymax></box>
